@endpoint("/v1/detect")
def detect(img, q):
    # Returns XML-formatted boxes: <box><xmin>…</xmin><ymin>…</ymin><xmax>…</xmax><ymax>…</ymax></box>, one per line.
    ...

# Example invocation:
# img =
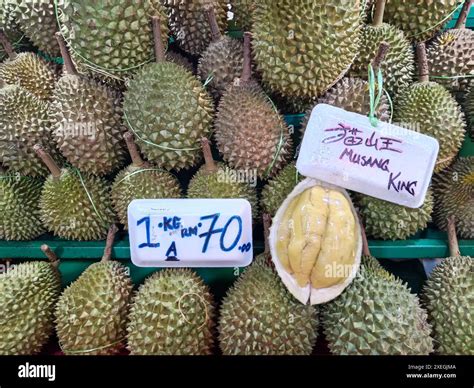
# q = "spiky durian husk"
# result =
<box><xmin>467</xmin><ymin>88</ymin><xmax>474</xmax><ymax>140</ymax></box>
<box><xmin>58</xmin><ymin>0</ymin><xmax>168</xmax><ymax>80</ymax></box>
<box><xmin>127</xmin><ymin>269</ymin><xmax>215</xmax><ymax>355</ymax></box>
<box><xmin>266</xmin><ymin>89</ymin><xmax>315</xmax><ymax>115</ymax></box>
<box><xmin>0</xmin><ymin>260</ymin><xmax>61</xmax><ymax>355</ymax></box>
<box><xmin>261</xmin><ymin>162</ymin><xmax>302</xmax><ymax>217</ymax></box>
<box><xmin>0</xmin><ymin>175</ymin><xmax>45</xmax><ymax>240</ymax></box>
<box><xmin>0</xmin><ymin>85</ymin><xmax>59</xmax><ymax>177</ymax></box>
<box><xmin>394</xmin><ymin>82</ymin><xmax>466</xmax><ymax>172</ymax></box>
<box><xmin>356</xmin><ymin>190</ymin><xmax>434</xmax><ymax>241</ymax></box>
<box><xmin>0</xmin><ymin>52</ymin><xmax>56</xmax><ymax>101</ymax></box>
<box><xmin>322</xmin><ymin>256</ymin><xmax>434</xmax><ymax>355</ymax></box>
<box><xmin>433</xmin><ymin>157</ymin><xmax>473</xmax><ymax>239</ymax></box>
<box><xmin>112</xmin><ymin>166</ymin><xmax>182</xmax><ymax>228</ymax></box>
<box><xmin>427</xmin><ymin>29</ymin><xmax>474</xmax><ymax>93</ymax></box>
<box><xmin>350</xmin><ymin>24</ymin><xmax>415</xmax><ymax>98</ymax></box>
<box><xmin>124</xmin><ymin>62</ymin><xmax>214</xmax><ymax>171</ymax></box>
<box><xmin>423</xmin><ymin>256</ymin><xmax>473</xmax><ymax>355</ymax></box>
<box><xmin>383</xmin><ymin>0</ymin><xmax>459</xmax><ymax>42</ymax></box>
<box><xmin>162</xmin><ymin>0</ymin><xmax>228</xmax><ymax>56</ymax></box>
<box><xmin>252</xmin><ymin>0</ymin><xmax>361</xmax><ymax>99</ymax></box>
<box><xmin>301</xmin><ymin>77</ymin><xmax>391</xmax><ymax>132</ymax></box>
<box><xmin>187</xmin><ymin>163</ymin><xmax>259</xmax><ymax>219</ymax></box>
<box><xmin>0</xmin><ymin>0</ymin><xmax>24</xmax><ymax>61</ymax></box>
<box><xmin>215</xmin><ymin>80</ymin><xmax>293</xmax><ymax>178</ymax></box>
<box><xmin>361</xmin><ymin>0</ymin><xmax>375</xmax><ymax>21</ymax></box>
<box><xmin>165</xmin><ymin>50</ymin><xmax>195</xmax><ymax>73</ymax></box>
<box><xmin>55</xmin><ymin>261</ymin><xmax>133</xmax><ymax>355</ymax></box>
<box><xmin>198</xmin><ymin>36</ymin><xmax>244</xmax><ymax>99</ymax></box>
<box><xmin>11</xmin><ymin>0</ymin><xmax>58</xmax><ymax>55</ymax></box>
<box><xmin>219</xmin><ymin>256</ymin><xmax>318</xmax><ymax>355</ymax></box>
<box><xmin>230</xmin><ymin>0</ymin><xmax>255</xmax><ymax>31</ymax></box>
<box><xmin>50</xmin><ymin>74</ymin><xmax>127</xmax><ymax>176</ymax></box>
<box><xmin>40</xmin><ymin>169</ymin><xmax>116</xmax><ymax>240</ymax></box>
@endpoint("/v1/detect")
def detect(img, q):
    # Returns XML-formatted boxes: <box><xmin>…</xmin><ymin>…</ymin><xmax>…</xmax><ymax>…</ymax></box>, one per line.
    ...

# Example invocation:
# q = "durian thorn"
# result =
<box><xmin>206</xmin><ymin>6</ymin><xmax>222</xmax><ymax>42</ymax></box>
<box><xmin>41</xmin><ymin>245</ymin><xmax>60</xmax><ymax>268</ymax></box>
<box><xmin>55</xmin><ymin>32</ymin><xmax>78</xmax><ymax>76</ymax></box>
<box><xmin>0</xmin><ymin>30</ymin><xmax>17</xmax><ymax>60</ymax></box>
<box><xmin>358</xmin><ymin>212</ymin><xmax>372</xmax><ymax>257</ymax></box>
<box><xmin>416</xmin><ymin>43</ymin><xmax>430</xmax><ymax>83</ymax></box>
<box><xmin>33</xmin><ymin>144</ymin><xmax>61</xmax><ymax>178</ymax></box>
<box><xmin>373</xmin><ymin>0</ymin><xmax>387</xmax><ymax>27</ymax></box>
<box><xmin>372</xmin><ymin>41</ymin><xmax>390</xmax><ymax>71</ymax></box>
<box><xmin>241</xmin><ymin>32</ymin><xmax>253</xmax><ymax>83</ymax></box>
<box><xmin>102</xmin><ymin>224</ymin><xmax>119</xmax><ymax>262</ymax></box>
<box><xmin>262</xmin><ymin>213</ymin><xmax>272</xmax><ymax>256</ymax></box>
<box><xmin>455</xmin><ymin>0</ymin><xmax>473</xmax><ymax>29</ymax></box>
<box><xmin>124</xmin><ymin>132</ymin><xmax>148</xmax><ymax>168</ymax></box>
<box><xmin>201</xmin><ymin>138</ymin><xmax>218</xmax><ymax>173</ymax></box>
<box><xmin>447</xmin><ymin>216</ymin><xmax>461</xmax><ymax>258</ymax></box>
<box><xmin>151</xmin><ymin>16</ymin><xmax>166</xmax><ymax>63</ymax></box>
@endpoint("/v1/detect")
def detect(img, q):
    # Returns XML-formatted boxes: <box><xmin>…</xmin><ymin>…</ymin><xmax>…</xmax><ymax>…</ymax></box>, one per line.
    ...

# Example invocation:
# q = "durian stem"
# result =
<box><xmin>359</xmin><ymin>214</ymin><xmax>371</xmax><ymax>257</ymax></box>
<box><xmin>55</xmin><ymin>33</ymin><xmax>78</xmax><ymax>76</ymax></box>
<box><xmin>0</xmin><ymin>30</ymin><xmax>17</xmax><ymax>60</ymax></box>
<box><xmin>152</xmin><ymin>16</ymin><xmax>166</xmax><ymax>63</ymax></box>
<box><xmin>447</xmin><ymin>216</ymin><xmax>461</xmax><ymax>257</ymax></box>
<box><xmin>102</xmin><ymin>224</ymin><xmax>119</xmax><ymax>262</ymax></box>
<box><xmin>124</xmin><ymin>132</ymin><xmax>148</xmax><ymax>168</ymax></box>
<box><xmin>206</xmin><ymin>7</ymin><xmax>222</xmax><ymax>42</ymax></box>
<box><xmin>372</xmin><ymin>41</ymin><xmax>390</xmax><ymax>71</ymax></box>
<box><xmin>241</xmin><ymin>32</ymin><xmax>252</xmax><ymax>83</ymax></box>
<box><xmin>373</xmin><ymin>0</ymin><xmax>387</xmax><ymax>27</ymax></box>
<box><xmin>263</xmin><ymin>213</ymin><xmax>272</xmax><ymax>255</ymax></box>
<box><xmin>416</xmin><ymin>43</ymin><xmax>430</xmax><ymax>83</ymax></box>
<box><xmin>41</xmin><ymin>245</ymin><xmax>60</xmax><ymax>268</ymax></box>
<box><xmin>455</xmin><ymin>0</ymin><xmax>473</xmax><ymax>29</ymax></box>
<box><xmin>33</xmin><ymin>144</ymin><xmax>61</xmax><ymax>178</ymax></box>
<box><xmin>201</xmin><ymin>138</ymin><xmax>218</xmax><ymax>173</ymax></box>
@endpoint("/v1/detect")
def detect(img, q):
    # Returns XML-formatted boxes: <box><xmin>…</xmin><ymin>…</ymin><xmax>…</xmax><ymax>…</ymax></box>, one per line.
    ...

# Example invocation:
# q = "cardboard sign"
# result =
<box><xmin>128</xmin><ymin>199</ymin><xmax>253</xmax><ymax>267</ymax></box>
<box><xmin>296</xmin><ymin>104</ymin><xmax>439</xmax><ymax>208</ymax></box>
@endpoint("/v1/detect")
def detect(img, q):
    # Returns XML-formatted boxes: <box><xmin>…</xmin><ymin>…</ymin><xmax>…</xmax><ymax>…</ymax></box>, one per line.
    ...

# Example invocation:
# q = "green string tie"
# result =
<box><xmin>73</xmin><ymin>168</ymin><xmax>105</xmax><ymax>224</ymax></box>
<box><xmin>368</xmin><ymin>64</ymin><xmax>384</xmax><ymax>128</ymax></box>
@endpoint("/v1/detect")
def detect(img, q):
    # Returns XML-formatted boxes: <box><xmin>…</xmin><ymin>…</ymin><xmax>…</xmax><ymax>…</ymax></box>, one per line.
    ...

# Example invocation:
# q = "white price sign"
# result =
<box><xmin>297</xmin><ymin>104</ymin><xmax>439</xmax><ymax>208</ymax></box>
<box><xmin>128</xmin><ymin>199</ymin><xmax>253</xmax><ymax>268</ymax></box>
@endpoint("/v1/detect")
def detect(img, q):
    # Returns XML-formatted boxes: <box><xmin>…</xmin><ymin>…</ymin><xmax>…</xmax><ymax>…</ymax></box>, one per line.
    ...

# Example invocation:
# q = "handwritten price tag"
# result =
<box><xmin>128</xmin><ymin>199</ymin><xmax>253</xmax><ymax>267</ymax></box>
<box><xmin>297</xmin><ymin>104</ymin><xmax>439</xmax><ymax>208</ymax></box>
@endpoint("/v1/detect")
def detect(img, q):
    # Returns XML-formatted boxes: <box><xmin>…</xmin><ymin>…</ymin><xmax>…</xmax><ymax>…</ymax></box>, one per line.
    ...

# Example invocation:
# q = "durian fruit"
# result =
<box><xmin>55</xmin><ymin>225</ymin><xmax>133</xmax><ymax>355</ymax></box>
<box><xmin>11</xmin><ymin>0</ymin><xmax>59</xmax><ymax>55</ymax></box>
<box><xmin>0</xmin><ymin>31</ymin><xmax>56</xmax><ymax>101</ymax></box>
<box><xmin>433</xmin><ymin>157</ymin><xmax>473</xmax><ymax>239</ymax></box>
<box><xmin>230</xmin><ymin>0</ymin><xmax>255</xmax><ymax>31</ymax></box>
<box><xmin>187</xmin><ymin>138</ymin><xmax>258</xmax><ymax>219</ymax></box>
<box><xmin>0</xmin><ymin>0</ymin><xmax>24</xmax><ymax>61</ymax></box>
<box><xmin>423</xmin><ymin>218</ymin><xmax>473</xmax><ymax>355</ymax></box>
<box><xmin>112</xmin><ymin>132</ymin><xmax>182</xmax><ymax>229</ymax></box>
<box><xmin>394</xmin><ymin>43</ymin><xmax>466</xmax><ymax>172</ymax></box>
<box><xmin>350</xmin><ymin>0</ymin><xmax>415</xmax><ymax>97</ymax></box>
<box><xmin>197</xmin><ymin>7</ymin><xmax>244</xmax><ymax>99</ymax></box>
<box><xmin>322</xmin><ymin>223</ymin><xmax>434</xmax><ymax>355</ymax></box>
<box><xmin>426</xmin><ymin>0</ymin><xmax>474</xmax><ymax>92</ymax></box>
<box><xmin>123</xmin><ymin>16</ymin><xmax>214</xmax><ymax>171</ymax></box>
<box><xmin>165</xmin><ymin>50</ymin><xmax>195</xmax><ymax>73</ymax></box>
<box><xmin>0</xmin><ymin>169</ymin><xmax>45</xmax><ymax>240</ymax></box>
<box><xmin>50</xmin><ymin>34</ymin><xmax>127</xmax><ymax>176</ymax></box>
<box><xmin>127</xmin><ymin>269</ymin><xmax>215</xmax><ymax>355</ymax></box>
<box><xmin>0</xmin><ymin>246</ymin><xmax>61</xmax><ymax>355</ymax></box>
<box><xmin>383</xmin><ymin>0</ymin><xmax>459</xmax><ymax>42</ymax></box>
<box><xmin>261</xmin><ymin>162</ymin><xmax>302</xmax><ymax>217</ymax></box>
<box><xmin>58</xmin><ymin>0</ymin><xmax>168</xmax><ymax>80</ymax></box>
<box><xmin>356</xmin><ymin>189</ymin><xmax>434</xmax><ymax>241</ymax></box>
<box><xmin>269</xmin><ymin>178</ymin><xmax>362</xmax><ymax>305</ymax></box>
<box><xmin>215</xmin><ymin>33</ymin><xmax>292</xmax><ymax>178</ymax></box>
<box><xmin>162</xmin><ymin>0</ymin><xmax>228</xmax><ymax>56</ymax></box>
<box><xmin>35</xmin><ymin>145</ymin><xmax>116</xmax><ymax>241</ymax></box>
<box><xmin>467</xmin><ymin>88</ymin><xmax>474</xmax><ymax>139</ymax></box>
<box><xmin>219</xmin><ymin>220</ymin><xmax>319</xmax><ymax>355</ymax></box>
<box><xmin>0</xmin><ymin>83</ymin><xmax>59</xmax><ymax>177</ymax></box>
<box><xmin>252</xmin><ymin>0</ymin><xmax>361</xmax><ymax>99</ymax></box>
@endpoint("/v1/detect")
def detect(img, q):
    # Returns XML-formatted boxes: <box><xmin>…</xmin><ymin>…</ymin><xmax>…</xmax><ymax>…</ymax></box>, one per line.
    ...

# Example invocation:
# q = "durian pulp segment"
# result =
<box><xmin>276</xmin><ymin>186</ymin><xmax>357</xmax><ymax>289</ymax></box>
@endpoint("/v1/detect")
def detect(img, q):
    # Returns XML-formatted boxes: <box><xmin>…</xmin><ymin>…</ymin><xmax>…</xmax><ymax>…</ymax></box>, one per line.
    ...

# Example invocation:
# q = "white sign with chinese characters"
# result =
<box><xmin>296</xmin><ymin>104</ymin><xmax>439</xmax><ymax>208</ymax></box>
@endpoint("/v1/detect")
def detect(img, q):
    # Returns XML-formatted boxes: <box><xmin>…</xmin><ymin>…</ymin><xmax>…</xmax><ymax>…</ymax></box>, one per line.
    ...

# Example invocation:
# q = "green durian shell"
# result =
<box><xmin>0</xmin><ymin>260</ymin><xmax>61</xmax><ymax>355</ymax></box>
<box><xmin>0</xmin><ymin>0</ymin><xmax>24</xmax><ymax>61</ymax></box>
<box><xmin>467</xmin><ymin>88</ymin><xmax>474</xmax><ymax>140</ymax></box>
<box><xmin>55</xmin><ymin>260</ymin><xmax>133</xmax><ymax>355</ymax></box>
<box><xmin>230</xmin><ymin>0</ymin><xmax>255</xmax><ymax>31</ymax></box>
<box><xmin>423</xmin><ymin>256</ymin><xmax>474</xmax><ymax>355</ymax></box>
<box><xmin>218</xmin><ymin>256</ymin><xmax>319</xmax><ymax>355</ymax></box>
<box><xmin>127</xmin><ymin>269</ymin><xmax>215</xmax><ymax>355</ymax></box>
